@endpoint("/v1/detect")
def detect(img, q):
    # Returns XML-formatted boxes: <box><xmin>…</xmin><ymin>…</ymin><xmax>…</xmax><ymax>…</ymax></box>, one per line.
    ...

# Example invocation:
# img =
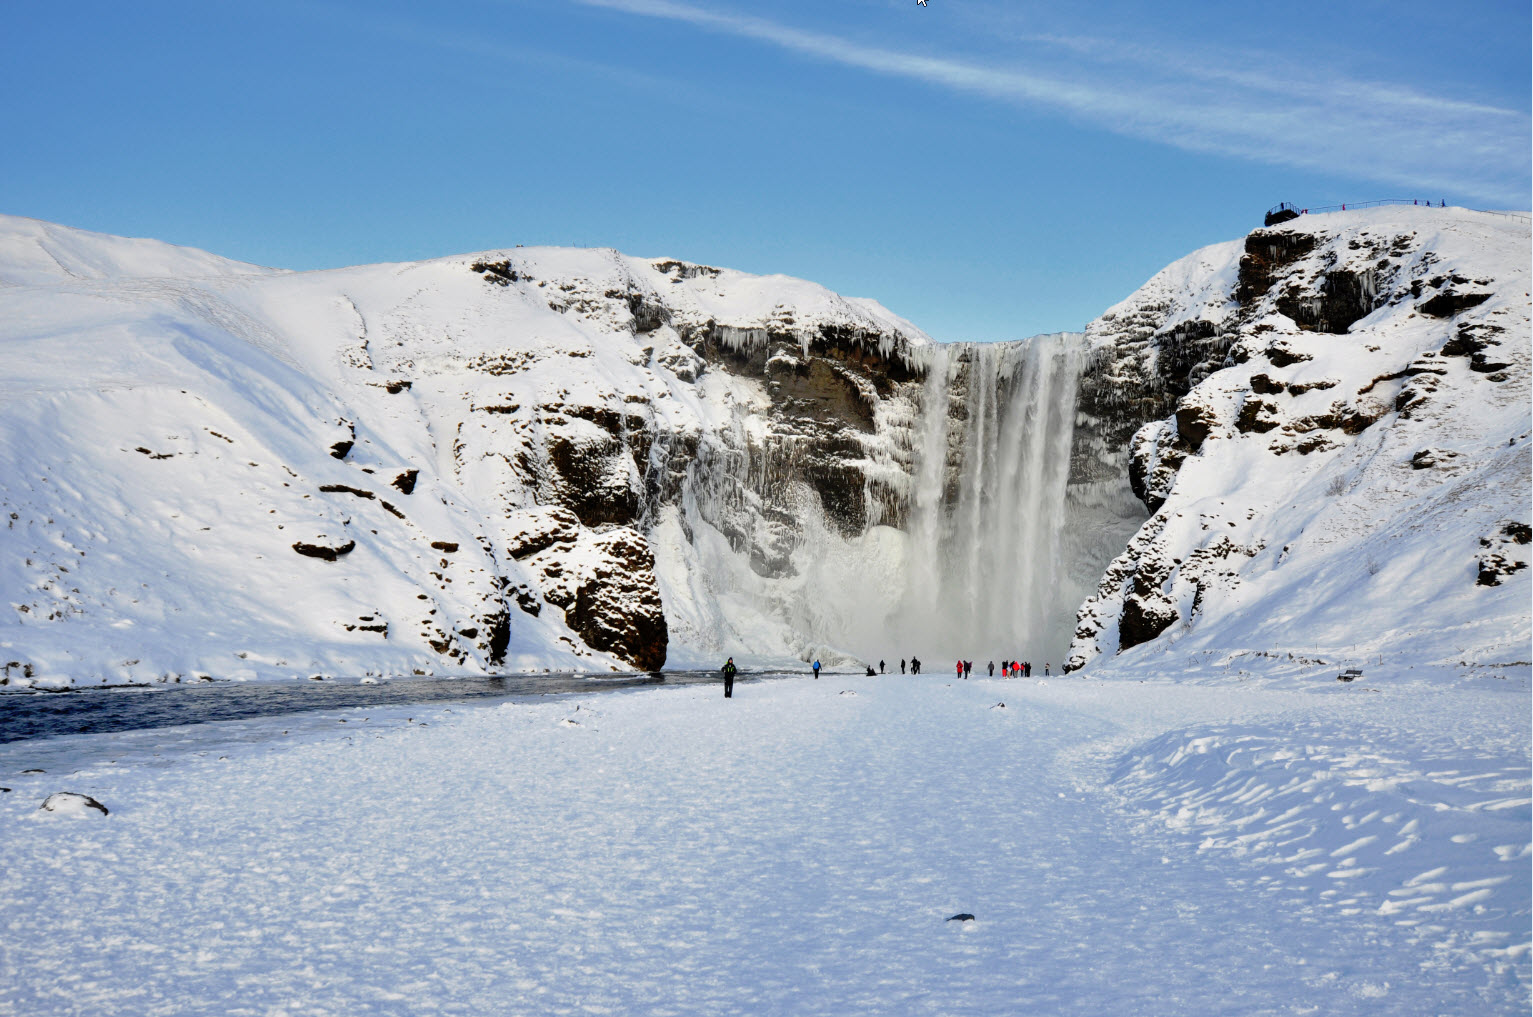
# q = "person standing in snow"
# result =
<box><xmin>900</xmin><ymin>658</ymin><xmax>906</xmax><ymax>674</ymax></box>
<box><xmin>987</xmin><ymin>661</ymin><xmax>994</xmax><ymax>677</ymax></box>
<box><xmin>722</xmin><ymin>657</ymin><xmax>737</xmax><ymax>698</ymax></box>
<box><xmin>879</xmin><ymin>659</ymin><xmax>885</xmax><ymax>674</ymax></box>
<box><xmin>956</xmin><ymin>661</ymin><xmax>963</xmax><ymax>679</ymax></box>
<box><xmin>912</xmin><ymin>656</ymin><xmax>921</xmax><ymax>674</ymax></box>
<box><xmin>1044</xmin><ymin>662</ymin><xmax>1050</xmax><ymax>676</ymax></box>
<box><xmin>964</xmin><ymin>660</ymin><xmax>973</xmax><ymax>678</ymax></box>
<box><xmin>812</xmin><ymin>659</ymin><xmax>821</xmax><ymax>679</ymax></box>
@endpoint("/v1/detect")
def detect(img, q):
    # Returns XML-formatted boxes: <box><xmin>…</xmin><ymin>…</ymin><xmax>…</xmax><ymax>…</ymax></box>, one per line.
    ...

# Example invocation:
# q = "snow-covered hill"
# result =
<box><xmin>0</xmin><ymin>207</ymin><xmax>1526</xmax><ymax>688</ymax></box>
<box><xmin>1068</xmin><ymin>206</ymin><xmax>1531</xmax><ymax>681</ymax></box>
<box><xmin>0</xmin><ymin>214</ymin><xmax>950</xmax><ymax>684</ymax></box>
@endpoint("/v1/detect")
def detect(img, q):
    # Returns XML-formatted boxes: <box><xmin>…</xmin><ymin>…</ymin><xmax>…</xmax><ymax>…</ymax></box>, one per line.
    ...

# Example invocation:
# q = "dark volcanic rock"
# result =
<box><xmin>540</xmin><ymin>528</ymin><xmax>668</xmax><ymax>670</ymax></box>
<box><xmin>545</xmin><ymin>425</ymin><xmax>639</xmax><ymax>528</ymax></box>
<box><xmin>482</xmin><ymin>606</ymin><xmax>511</xmax><ymax>666</ymax></box>
<box><xmin>292</xmin><ymin>538</ymin><xmax>356</xmax><ymax>561</ymax></box>
<box><xmin>1476</xmin><ymin>521</ymin><xmax>1532</xmax><ymax>587</ymax></box>
<box><xmin>1419</xmin><ymin>290</ymin><xmax>1491</xmax><ymax>318</ymax></box>
<box><xmin>1237</xmin><ymin>230</ymin><xmax>1318</xmax><ymax>308</ymax></box>
<box><xmin>1118</xmin><ymin>590</ymin><xmax>1179</xmax><ymax>650</ymax></box>
<box><xmin>1174</xmin><ymin>400</ymin><xmax>1218</xmax><ymax>451</ymax></box>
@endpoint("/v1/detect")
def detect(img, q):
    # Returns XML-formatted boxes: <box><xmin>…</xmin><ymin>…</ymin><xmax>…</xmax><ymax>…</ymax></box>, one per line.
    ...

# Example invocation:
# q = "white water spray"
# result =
<box><xmin>892</xmin><ymin>333</ymin><xmax>1085</xmax><ymax>666</ymax></box>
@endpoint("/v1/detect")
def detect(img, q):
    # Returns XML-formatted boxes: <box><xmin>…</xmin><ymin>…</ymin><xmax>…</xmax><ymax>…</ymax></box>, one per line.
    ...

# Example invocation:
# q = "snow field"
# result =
<box><xmin>1</xmin><ymin>671</ymin><xmax>1526</xmax><ymax>1015</ymax></box>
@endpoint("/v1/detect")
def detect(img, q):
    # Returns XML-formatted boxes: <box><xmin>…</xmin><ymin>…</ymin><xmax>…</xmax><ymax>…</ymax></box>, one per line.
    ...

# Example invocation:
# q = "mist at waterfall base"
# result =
<box><xmin>669</xmin><ymin>331</ymin><xmax>1137</xmax><ymax>672</ymax></box>
<box><xmin>888</xmin><ymin>333</ymin><xmax>1091</xmax><ymax>669</ymax></box>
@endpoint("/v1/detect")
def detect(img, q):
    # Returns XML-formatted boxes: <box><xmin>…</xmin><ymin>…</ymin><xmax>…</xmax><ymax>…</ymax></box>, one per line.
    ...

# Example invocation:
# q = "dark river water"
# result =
<box><xmin>0</xmin><ymin>670</ymin><xmax>776</xmax><ymax>744</ymax></box>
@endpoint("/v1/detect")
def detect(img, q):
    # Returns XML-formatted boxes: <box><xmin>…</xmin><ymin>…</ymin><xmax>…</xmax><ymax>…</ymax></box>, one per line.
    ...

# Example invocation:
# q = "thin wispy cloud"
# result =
<box><xmin>569</xmin><ymin>0</ymin><xmax>1529</xmax><ymax>205</ymax></box>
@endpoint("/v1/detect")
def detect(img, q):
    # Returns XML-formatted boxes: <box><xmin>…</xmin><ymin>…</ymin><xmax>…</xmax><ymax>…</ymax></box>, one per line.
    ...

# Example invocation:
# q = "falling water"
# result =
<box><xmin>892</xmin><ymin>333</ymin><xmax>1085</xmax><ymax>666</ymax></box>
<box><xmin>654</xmin><ymin>329</ymin><xmax>1113</xmax><ymax>669</ymax></box>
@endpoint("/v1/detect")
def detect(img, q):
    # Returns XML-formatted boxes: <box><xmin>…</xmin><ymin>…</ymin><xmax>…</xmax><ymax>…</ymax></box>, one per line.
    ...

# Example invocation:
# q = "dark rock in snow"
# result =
<box><xmin>539</xmin><ymin>528</ymin><xmax>668</xmax><ymax>671</ymax></box>
<box><xmin>947</xmin><ymin>913</ymin><xmax>976</xmax><ymax>922</ymax></box>
<box><xmin>1476</xmin><ymin>521</ymin><xmax>1531</xmax><ymax>586</ymax></box>
<box><xmin>319</xmin><ymin>483</ymin><xmax>374</xmax><ymax>500</ymax></box>
<box><xmin>1418</xmin><ymin>290</ymin><xmax>1491</xmax><ymax>318</ymax></box>
<box><xmin>292</xmin><ymin>539</ymin><xmax>356</xmax><ymax>561</ymax></box>
<box><xmin>1410</xmin><ymin>447</ymin><xmax>1459</xmax><ymax>469</ymax></box>
<box><xmin>40</xmin><ymin>792</ymin><xmax>109</xmax><ymax>816</ymax></box>
<box><xmin>1118</xmin><ymin>590</ymin><xmax>1179</xmax><ymax>651</ymax></box>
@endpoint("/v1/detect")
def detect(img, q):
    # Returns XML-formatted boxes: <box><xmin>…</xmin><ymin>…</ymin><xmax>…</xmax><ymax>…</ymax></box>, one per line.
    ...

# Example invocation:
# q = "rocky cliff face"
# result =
<box><xmin>1064</xmin><ymin>207</ymin><xmax>1530</xmax><ymax>673</ymax></box>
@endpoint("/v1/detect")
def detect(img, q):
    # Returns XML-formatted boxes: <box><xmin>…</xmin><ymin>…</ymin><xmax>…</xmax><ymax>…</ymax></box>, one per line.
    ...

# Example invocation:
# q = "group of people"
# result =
<box><xmin>954</xmin><ymin>660</ymin><xmax>1045</xmax><ymax>679</ymax></box>
<box><xmin>719</xmin><ymin>654</ymin><xmax>1048</xmax><ymax>697</ymax></box>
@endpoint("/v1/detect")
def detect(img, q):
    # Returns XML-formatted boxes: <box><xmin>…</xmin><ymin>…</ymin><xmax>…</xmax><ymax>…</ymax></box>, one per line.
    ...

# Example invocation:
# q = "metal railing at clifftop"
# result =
<box><xmin>1271</xmin><ymin>199</ymin><xmax>1531</xmax><ymax>226</ymax></box>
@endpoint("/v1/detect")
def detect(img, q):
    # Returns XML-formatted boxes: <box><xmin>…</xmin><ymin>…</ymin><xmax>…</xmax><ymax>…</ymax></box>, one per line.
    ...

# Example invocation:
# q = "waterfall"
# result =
<box><xmin>651</xmin><ymin>330</ymin><xmax>1113</xmax><ymax>670</ymax></box>
<box><xmin>891</xmin><ymin>333</ymin><xmax>1085</xmax><ymax>666</ymax></box>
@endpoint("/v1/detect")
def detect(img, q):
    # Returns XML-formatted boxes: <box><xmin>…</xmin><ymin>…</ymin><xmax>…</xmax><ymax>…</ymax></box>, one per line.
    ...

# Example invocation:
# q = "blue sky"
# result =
<box><xmin>4</xmin><ymin>0</ymin><xmax>1528</xmax><ymax>339</ymax></box>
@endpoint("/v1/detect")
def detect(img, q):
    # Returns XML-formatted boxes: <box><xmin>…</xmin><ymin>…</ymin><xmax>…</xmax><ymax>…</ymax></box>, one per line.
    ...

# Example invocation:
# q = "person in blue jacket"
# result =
<box><xmin>812</xmin><ymin>659</ymin><xmax>821</xmax><ymax>679</ymax></box>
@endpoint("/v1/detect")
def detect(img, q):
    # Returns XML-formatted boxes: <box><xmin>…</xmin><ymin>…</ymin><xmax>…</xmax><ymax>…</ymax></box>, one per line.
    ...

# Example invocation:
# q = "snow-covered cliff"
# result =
<box><xmin>0</xmin><ymin>207</ymin><xmax>1525</xmax><ymax>688</ymax></box>
<box><xmin>1066</xmin><ymin>206</ymin><xmax>1530</xmax><ymax>677</ymax></box>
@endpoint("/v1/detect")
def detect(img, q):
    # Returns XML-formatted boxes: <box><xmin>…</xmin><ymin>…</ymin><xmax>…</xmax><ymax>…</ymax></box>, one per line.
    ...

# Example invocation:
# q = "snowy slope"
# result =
<box><xmin>0</xmin><ymin>215</ymin><xmax>938</xmax><ymax>685</ymax></box>
<box><xmin>1068</xmin><ymin>206</ymin><xmax>1531</xmax><ymax>681</ymax></box>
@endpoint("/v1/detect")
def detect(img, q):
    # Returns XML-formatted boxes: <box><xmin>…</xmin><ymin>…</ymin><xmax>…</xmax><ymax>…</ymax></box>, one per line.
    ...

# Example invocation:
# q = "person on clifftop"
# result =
<box><xmin>722</xmin><ymin>657</ymin><xmax>737</xmax><ymax>698</ymax></box>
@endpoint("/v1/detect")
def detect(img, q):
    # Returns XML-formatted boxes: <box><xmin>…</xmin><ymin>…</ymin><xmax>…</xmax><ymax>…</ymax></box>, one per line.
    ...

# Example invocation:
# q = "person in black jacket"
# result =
<box><xmin>722</xmin><ymin>657</ymin><xmax>737</xmax><ymax>698</ymax></box>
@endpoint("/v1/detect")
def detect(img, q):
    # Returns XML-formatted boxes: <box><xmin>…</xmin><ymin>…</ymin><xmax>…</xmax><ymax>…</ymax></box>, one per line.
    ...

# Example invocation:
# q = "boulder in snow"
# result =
<box><xmin>39</xmin><ymin>792</ymin><xmax>109</xmax><ymax>817</ymax></box>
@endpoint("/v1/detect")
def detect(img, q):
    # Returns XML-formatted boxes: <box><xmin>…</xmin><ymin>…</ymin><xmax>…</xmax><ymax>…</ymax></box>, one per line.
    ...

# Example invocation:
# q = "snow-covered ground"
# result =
<box><xmin>2</xmin><ymin>662</ymin><xmax>1526</xmax><ymax>1016</ymax></box>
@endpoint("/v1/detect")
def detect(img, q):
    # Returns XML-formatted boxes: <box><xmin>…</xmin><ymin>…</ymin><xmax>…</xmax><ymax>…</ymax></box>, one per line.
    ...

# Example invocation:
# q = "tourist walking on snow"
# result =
<box><xmin>879</xmin><ymin>660</ymin><xmax>885</xmax><ymax>674</ymax></box>
<box><xmin>987</xmin><ymin>661</ymin><xmax>994</xmax><ymax>677</ymax></box>
<box><xmin>900</xmin><ymin>658</ymin><xmax>906</xmax><ymax>674</ymax></box>
<box><xmin>1044</xmin><ymin>662</ymin><xmax>1050</xmax><ymax>676</ymax></box>
<box><xmin>812</xmin><ymin>659</ymin><xmax>821</xmax><ymax>679</ymax></box>
<box><xmin>911</xmin><ymin>656</ymin><xmax>921</xmax><ymax>674</ymax></box>
<box><xmin>722</xmin><ymin>657</ymin><xmax>737</xmax><ymax>698</ymax></box>
<box><xmin>956</xmin><ymin>661</ymin><xmax>963</xmax><ymax>679</ymax></box>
